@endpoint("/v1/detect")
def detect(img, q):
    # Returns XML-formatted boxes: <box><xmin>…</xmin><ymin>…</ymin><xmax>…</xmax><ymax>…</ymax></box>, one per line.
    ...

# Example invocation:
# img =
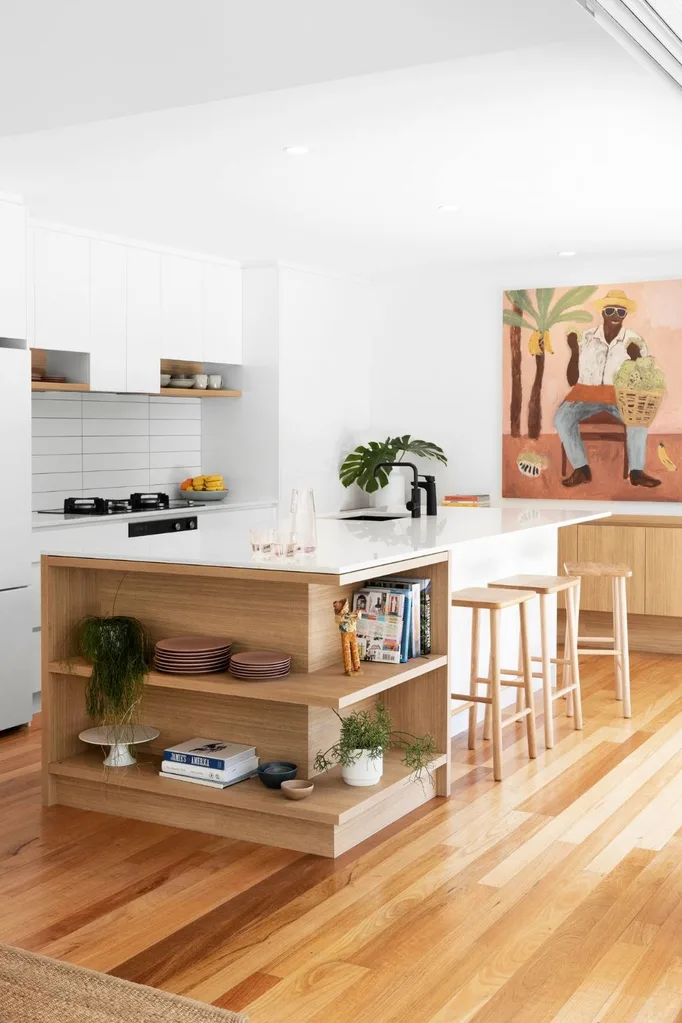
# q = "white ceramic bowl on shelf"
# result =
<box><xmin>168</xmin><ymin>377</ymin><xmax>196</xmax><ymax>387</ymax></box>
<box><xmin>177</xmin><ymin>490</ymin><xmax>228</xmax><ymax>502</ymax></box>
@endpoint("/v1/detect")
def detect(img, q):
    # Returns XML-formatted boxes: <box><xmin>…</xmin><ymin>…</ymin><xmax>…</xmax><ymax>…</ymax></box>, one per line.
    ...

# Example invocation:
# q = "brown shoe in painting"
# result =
<box><xmin>630</xmin><ymin>470</ymin><xmax>661</xmax><ymax>488</ymax></box>
<box><xmin>562</xmin><ymin>466</ymin><xmax>592</xmax><ymax>487</ymax></box>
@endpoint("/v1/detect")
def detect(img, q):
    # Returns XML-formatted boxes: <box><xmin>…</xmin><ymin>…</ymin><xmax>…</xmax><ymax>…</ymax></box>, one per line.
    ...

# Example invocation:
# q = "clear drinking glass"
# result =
<box><xmin>290</xmin><ymin>488</ymin><xmax>317</xmax><ymax>554</ymax></box>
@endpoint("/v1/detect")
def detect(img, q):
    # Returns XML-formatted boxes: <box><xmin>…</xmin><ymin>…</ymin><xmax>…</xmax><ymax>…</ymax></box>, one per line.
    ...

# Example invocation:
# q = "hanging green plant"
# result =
<box><xmin>73</xmin><ymin>615</ymin><xmax>149</xmax><ymax>729</ymax></box>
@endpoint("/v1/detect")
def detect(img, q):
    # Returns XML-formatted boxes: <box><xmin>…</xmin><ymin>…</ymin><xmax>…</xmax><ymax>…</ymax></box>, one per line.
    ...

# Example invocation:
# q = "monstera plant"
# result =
<box><xmin>339</xmin><ymin>435</ymin><xmax>447</xmax><ymax>494</ymax></box>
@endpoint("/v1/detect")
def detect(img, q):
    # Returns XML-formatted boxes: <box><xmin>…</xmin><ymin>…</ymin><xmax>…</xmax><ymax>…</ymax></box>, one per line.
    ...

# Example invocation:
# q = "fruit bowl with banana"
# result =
<box><xmin>177</xmin><ymin>474</ymin><xmax>229</xmax><ymax>501</ymax></box>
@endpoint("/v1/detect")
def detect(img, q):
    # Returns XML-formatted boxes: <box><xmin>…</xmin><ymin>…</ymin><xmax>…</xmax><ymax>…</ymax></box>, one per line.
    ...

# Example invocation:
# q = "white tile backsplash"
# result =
<box><xmin>31</xmin><ymin>394</ymin><xmax>203</xmax><ymax>510</ymax></box>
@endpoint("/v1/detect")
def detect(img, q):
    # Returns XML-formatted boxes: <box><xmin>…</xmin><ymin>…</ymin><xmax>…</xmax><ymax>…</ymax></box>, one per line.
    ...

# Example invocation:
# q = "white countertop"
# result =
<box><xmin>32</xmin><ymin>500</ymin><xmax>276</xmax><ymax>531</ymax></box>
<box><xmin>43</xmin><ymin>505</ymin><xmax>610</xmax><ymax>576</ymax></box>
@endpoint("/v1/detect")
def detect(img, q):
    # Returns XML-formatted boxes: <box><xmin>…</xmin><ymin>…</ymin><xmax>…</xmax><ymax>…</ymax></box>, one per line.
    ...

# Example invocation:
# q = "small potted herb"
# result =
<box><xmin>314</xmin><ymin>702</ymin><xmax>437</xmax><ymax>787</ymax></box>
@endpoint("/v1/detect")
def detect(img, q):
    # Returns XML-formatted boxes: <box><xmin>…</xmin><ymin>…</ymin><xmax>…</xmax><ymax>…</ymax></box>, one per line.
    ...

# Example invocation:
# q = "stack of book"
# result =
<box><xmin>159</xmin><ymin>738</ymin><xmax>258</xmax><ymax>789</ymax></box>
<box><xmin>441</xmin><ymin>494</ymin><xmax>491</xmax><ymax>508</ymax></box>
<box><xmin>352</xmin><ymin>577</ymin><xmax>431</xmax><ymax>664</ymax></box>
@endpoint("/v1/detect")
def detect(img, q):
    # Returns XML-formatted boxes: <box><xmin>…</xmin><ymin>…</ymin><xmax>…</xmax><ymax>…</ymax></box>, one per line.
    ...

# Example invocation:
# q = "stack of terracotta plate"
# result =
<box><xmin>154</xmin><ymin>636</ymin><xmax>232</xmax><ymax>674</ymax></box>
<box><xmin>228</xmin><ymin>650</ymin><xmax>291</xmax><ymax>680</ymax></box>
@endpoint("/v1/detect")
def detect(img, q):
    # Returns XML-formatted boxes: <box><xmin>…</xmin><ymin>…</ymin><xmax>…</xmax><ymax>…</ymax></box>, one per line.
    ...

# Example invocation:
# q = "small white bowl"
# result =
<box><xmin>160</xmin><ymin>374</ymin><xmax>171</xmax><ymax>386</ymax></box>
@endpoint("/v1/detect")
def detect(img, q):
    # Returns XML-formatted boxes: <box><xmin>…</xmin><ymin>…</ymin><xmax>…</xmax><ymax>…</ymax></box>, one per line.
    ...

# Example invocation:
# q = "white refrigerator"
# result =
<box><xmin>0</xmin><ymin>346</ymin><xmax>32</xmax><ymax>730</ymax></box>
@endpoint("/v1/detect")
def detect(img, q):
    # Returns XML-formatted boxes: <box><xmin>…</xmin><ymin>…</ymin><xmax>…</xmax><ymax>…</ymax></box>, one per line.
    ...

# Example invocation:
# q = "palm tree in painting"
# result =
<box><xmin>503</xmin><ymin>286</ymin><xmax>597</xmax><ymax>439</ymax></box>
<box><xmin>508</xmin><ymin>300</ymin><xmax>522</xmax><ymax>438</ymax></box>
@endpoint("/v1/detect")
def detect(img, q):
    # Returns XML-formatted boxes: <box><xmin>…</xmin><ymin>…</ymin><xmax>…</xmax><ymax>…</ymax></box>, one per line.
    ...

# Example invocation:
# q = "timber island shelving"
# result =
<box><xmin>42</xmin><ymin>552</ymin><xmax>451</xmax><ymax>857</ymax></box>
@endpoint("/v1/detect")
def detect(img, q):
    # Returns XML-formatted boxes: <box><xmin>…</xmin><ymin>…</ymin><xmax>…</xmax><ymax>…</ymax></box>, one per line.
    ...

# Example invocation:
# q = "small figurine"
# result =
<box><xmin>333</xmin><ymin>598</ymin><xmax>362</xmax><ymax>677</ymax></box>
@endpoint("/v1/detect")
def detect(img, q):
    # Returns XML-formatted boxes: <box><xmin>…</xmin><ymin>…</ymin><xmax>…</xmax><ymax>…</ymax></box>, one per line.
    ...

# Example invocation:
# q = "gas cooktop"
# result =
<box><xmin>37</xmin><ymin>492</ymin><xmax>206</xmax><ymax>517</ymax></box>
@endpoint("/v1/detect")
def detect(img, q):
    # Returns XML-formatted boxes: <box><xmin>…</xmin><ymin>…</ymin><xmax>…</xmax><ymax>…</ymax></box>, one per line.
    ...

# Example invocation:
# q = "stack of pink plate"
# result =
<box><xmin>228</xmin><ymin>650</ymin><xmax>291</xmax><ymax>680</ymax></box>
<box><xmin>154</xmin><ymin>636</ymin><xmax>232</xmax><ymax>674</ymax></box>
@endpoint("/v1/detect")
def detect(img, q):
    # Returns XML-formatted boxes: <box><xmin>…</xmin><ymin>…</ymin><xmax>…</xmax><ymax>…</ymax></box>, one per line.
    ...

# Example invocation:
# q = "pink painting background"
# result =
<box><xmin>502</xmin><ymin>279</ymin><xmax>682</xmax><ymax>501</ymax></box>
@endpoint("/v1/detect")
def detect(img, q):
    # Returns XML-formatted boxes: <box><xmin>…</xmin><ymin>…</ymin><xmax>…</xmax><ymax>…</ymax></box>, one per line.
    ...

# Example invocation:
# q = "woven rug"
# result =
<box><xmin>0</xmin><ymin>944</ymin><xmax>248</xmax><ymax>1023</ymax></box>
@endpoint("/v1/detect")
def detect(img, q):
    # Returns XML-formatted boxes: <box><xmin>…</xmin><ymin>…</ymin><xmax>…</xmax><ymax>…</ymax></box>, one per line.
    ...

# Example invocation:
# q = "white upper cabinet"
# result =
<box><xmin>203</xmin><ymin>262</ymin><xmax>243</xmax><ymax>364</ymax></box>
<box><xmin>160</xmin><ymin>254</ymin><xmax>203</xmax><ymax>361</ymax></box>
<box><xmin>126</xmin><ymin>246</ymin><xmax>161</xmax><ymax>394</ymax></box>
<box><xmin>33</xmin><ymin>227</ymin><xmax>90</xmax><ymax>352</ymax></box>
<box><xmin>0</xmin><ymin>199</ymin><xmax>27</xmax><ymax>340</ymax></box>
<box><xmin>89</xmin><ymin>239</ymin><xmax>127</xmax><ymax>392</ymax></box>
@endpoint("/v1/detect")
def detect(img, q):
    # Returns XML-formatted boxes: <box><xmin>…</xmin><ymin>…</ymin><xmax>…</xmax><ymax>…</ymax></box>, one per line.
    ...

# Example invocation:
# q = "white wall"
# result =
<box><xmin>202</xmin><ymin>267</ymin><xmax>280</xmax><ymax>505</ymax></box>
<box><xmin>32</xmin><ymin>391</ymin><xmax>202</xmax><ymax>510</ymax></box>
<box><xmin>369</xmin><ymin>252</ymin><xmax>682</xmax><ymax>514</ymax></box>
<box><xmin>278</xmin><ymin>265</ymin><xmax>376</xmax><ymax>514</ymax></box>
<box><xmin>202</xmin><ymin>263</ymin><xmax>377</xmax><ymax>514</ymax></box>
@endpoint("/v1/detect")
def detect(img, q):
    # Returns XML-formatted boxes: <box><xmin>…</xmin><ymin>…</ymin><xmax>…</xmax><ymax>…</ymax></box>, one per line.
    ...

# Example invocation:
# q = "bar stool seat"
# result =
<box><xmin>451</xmin><ymin>585</ymin><xmax>537</xmax><ymax>781</ymax></box>
<box><xmin>489</xmin><ymin>574</ymin><xmax>583</xmax><ymax>749</ymax></box>
<box><xmin>564</xmin><ymin>560</ymin><xmax>632</xmax><ymax>718</ymax></box>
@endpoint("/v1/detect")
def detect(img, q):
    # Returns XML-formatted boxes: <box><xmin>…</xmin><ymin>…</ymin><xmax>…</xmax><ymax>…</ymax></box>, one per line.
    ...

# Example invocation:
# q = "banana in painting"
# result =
<box><xmin>502</xmin><ymin>280</ymin><xmax>682</xmax><ymax>501</ymax></box>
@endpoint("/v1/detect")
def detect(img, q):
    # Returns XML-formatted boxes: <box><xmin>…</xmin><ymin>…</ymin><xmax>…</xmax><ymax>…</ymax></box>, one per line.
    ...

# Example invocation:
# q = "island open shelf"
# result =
<box><xmin>41</xmin><ymin>551</ymin><xmax>451</xmax><ymax>857</ymax></box>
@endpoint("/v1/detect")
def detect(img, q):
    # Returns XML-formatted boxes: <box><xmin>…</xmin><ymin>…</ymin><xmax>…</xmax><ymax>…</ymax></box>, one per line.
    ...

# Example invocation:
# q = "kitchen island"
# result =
<box><xmin>41</xmin><ymin>506</ymin><xmax>606</xmax><ymax>857</ymax></box>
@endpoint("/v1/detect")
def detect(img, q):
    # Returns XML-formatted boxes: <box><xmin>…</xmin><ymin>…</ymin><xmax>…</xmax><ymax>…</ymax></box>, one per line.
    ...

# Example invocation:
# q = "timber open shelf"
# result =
<box><xmin>42</xmin><ymin>551</ymin><xmax>451</xmax><ymax>857</ymax></box>
<box><xmin>158</xmin><ymin>387</ymin><xmax>241</xmax><ymax>398</ymax></box>
<box><xmin>32</xmin><ymin>381</ymin><xmax>90</xmax><ymax>392</ymax></box>
<box><xmin>50</xmin><ymin>653</ymin><xmax>448</xmax><ymax>710</ymax></box>
<box><xmin>49</xmin><ymin>748</ymin><xmax>447</xmax><ymax>826</ymax></box>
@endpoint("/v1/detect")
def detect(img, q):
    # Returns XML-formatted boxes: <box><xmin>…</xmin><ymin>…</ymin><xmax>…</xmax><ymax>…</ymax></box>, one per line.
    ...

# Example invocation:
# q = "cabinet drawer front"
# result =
<box><xmin>645</xmin><ymin>528</ymin><xmax>682</xmax><ymax>616</ymax></box>
<box><xmin>576</xmin><ymin>524</ymin><xmax>646</xmax><ymax>614</ymax></box>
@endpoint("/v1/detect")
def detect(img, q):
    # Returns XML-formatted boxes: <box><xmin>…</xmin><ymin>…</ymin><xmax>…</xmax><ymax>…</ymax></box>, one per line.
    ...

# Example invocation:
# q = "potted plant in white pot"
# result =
<box><xmin>314</xmin><ymin>702</ymin><xmax>437</xmax><ymax>787</ymax></box>
<box><xmin>339</xmin><ymin>435</ymin><xmax>447</xmax><ymax>510</ymax></box>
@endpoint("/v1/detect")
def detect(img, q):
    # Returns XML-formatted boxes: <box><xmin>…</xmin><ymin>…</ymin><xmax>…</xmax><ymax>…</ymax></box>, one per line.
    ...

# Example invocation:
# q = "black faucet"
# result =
<box><xmin>419</xmin><ymin>474</ymin><xmax>438</xmax><ymax>516</ymax></box>
<box><xmin>374</xmin><ymin>462</ymin><xmax>437</xmax><ymax>518</ymax></box>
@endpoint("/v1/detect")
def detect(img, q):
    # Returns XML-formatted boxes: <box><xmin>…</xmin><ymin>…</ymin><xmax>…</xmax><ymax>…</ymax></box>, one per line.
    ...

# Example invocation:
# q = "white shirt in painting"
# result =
<box><xmin>577</xmin><ymin>325</ymin><xmax>647</xmax><ymax>386</ymax></box>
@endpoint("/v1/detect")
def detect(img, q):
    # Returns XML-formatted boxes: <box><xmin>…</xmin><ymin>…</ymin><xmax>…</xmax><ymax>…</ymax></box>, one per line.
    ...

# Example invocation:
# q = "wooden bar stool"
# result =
<box><xmin>488</xmin><ymin>575</ymin><xmax>583</xmax><ymax>750</ymax></box>
<box><xmin>563</xmin><ymin>561</ymin><xmax>632</xmax><ymax>719</ymax></box>
<box><xmin>451</xmin><ymin>587</ymin><xmax>537</xmax><ymax>781</ymax></box>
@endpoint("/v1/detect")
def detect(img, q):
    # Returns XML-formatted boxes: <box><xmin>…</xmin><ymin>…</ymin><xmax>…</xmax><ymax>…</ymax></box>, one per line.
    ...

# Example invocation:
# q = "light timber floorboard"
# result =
<box><xmin>3</xmin><ymin>651</ymin><xmax>682</xmax><ymax>1020</ymax></box>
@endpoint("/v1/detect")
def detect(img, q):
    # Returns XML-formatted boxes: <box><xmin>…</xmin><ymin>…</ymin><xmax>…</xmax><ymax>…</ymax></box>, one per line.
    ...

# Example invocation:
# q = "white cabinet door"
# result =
<box><xmin>90</xmin><ymin>239</ymin><xmax>127</xmax><ymax>392</ymax></box>
<box><xmin>0</xmin><ymin>349</ymin><xmax>30</xmax><ymax>589</ymax></box>
<box><xmin>126</xmin><ymin>247</ymin><xmax>161</xmax><ymax>393</ymax></box>
<box><xmin>33</xmin><ymin>227</ymin><xmax>90</xmax><ymax>352</ymax></box>
<box><xmin>0</xmin><ymin>588</ymin><xmax>33</xmax><ymax>727</ymax></box>
<box><xmin>160</xmin><ymin>254</ymin><xmax>203</xmax><ymax>361</ymax></box>
<box><xmin>203</xmin><ymin>263</ymin><xmax>243</xmax><ymax>364</ymax></box>
<box><xmin>0</xmin><ymin>199</ymin><xmax>27</xmax><ymax>340</ymax></box>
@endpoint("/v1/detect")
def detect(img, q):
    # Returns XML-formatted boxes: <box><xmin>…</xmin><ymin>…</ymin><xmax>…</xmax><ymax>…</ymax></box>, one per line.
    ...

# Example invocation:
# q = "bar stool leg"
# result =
<box><xmin>515</xmin><ymin>634</ymin><xmax>524</xmax><ymax>714</ymax></box>
<box><xmin>468</xmin><ymin>607</ymin><xmax>480</xmax><ymax>749</ymax></box>
<box><xmin>490</xmin><ymin>608</ymin><xmax>503</xmax><ymax>781</ymax></box>
<box><xmin>612</xmin><ymin>576</ymin><xmax>624</xmax><ymax>702</ymax></box>
<box><xmin>539</xmin><ymin>592</ymin><xmax>554</xmax><ymax>749</ymax></box>
<box><xmin>565</xmin><ymin>580</ymin><xmax>583</xmax><ymax>731</ymax></box>
<box><xmin>483</xmin><ymin>643</ymin><xmax>492</xmax><ymax>742</ymax></box>
<box><xmin>619</xmin><ymin>576</ymin><xmax>632</xmax><ymax>719</ymax></box>
<box><xmin>518</xmin><ymin>599</ymin><xmax>537</xmax><ymax>760</ymax></box>
<box><xmin>565</xmin><ymin>581</ymin><xmax>579</xmax><ymax>718</ymax></box>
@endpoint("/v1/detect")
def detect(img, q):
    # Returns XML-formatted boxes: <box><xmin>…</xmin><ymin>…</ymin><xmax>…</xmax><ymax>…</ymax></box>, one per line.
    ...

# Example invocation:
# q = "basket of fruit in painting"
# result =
<box><xmin>613</xmin><ymin>357</ymin><xmax>665</xmax><ymax>428</ymax></box>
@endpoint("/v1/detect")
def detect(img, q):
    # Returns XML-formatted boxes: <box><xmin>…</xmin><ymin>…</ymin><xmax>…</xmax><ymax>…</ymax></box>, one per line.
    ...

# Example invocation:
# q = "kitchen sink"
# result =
<box><xmin>337</xmin><ymin>513</ymin><xmax>405</xmax><ymax>521</ymax></box>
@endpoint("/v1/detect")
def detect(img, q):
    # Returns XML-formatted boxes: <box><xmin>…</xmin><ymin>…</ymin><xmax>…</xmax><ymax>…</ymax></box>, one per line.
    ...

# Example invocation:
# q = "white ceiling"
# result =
<box><xmin>0</xmin><ymin>2</ymin><xmax>679</xmax><ymax>274</ymax></box>
<box><xmin>0</xmin><ymin>0</ymin><xmax>590</xmax><ymax>136</ymax></box>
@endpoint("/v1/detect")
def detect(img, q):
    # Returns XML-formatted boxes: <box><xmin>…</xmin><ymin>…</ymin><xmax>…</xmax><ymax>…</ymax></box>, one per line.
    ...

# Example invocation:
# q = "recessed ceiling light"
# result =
<box><xmin>283</xmin><ymin>145</ymin><xmax>310</xmax><ymax>156</ymax></box>
<box><xmin>438</xmin><ymin>204</ymin><xmax>460</xmax><ymax>213</ymax></box>
<box><xmin>558</xmin><ymin>250</ymin><xmax>577</xmax><ymax>257</ymax></box>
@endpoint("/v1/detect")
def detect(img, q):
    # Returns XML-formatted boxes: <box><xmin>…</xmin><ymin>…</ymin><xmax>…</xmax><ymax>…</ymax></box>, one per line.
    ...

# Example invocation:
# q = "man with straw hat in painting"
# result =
<box><xmin>554</xmin><ymin>288</ymin><xmax>661</xmax><ymax>488</ymax></box>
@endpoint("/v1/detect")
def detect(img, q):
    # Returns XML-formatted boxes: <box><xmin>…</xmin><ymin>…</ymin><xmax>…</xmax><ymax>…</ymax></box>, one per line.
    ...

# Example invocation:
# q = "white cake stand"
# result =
<box><xmin>78</xmin><ymin>724</ymin><xmax>160</xmax><ymax>767</ymax></box>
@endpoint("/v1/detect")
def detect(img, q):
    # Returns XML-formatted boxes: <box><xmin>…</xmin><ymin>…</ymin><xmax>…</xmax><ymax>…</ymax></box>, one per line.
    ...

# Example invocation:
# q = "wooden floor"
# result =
<box><xmin>3</xmin><ymin>653</ymin><xmax>682</xmax><ymax>1021</ymax></box>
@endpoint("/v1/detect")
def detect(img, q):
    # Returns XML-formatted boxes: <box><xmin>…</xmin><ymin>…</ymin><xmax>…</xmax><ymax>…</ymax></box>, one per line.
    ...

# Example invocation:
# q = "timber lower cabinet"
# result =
<box><xmin>558</xmin><ymin>517</ymin><xmax>682</xmax><ymax>654</ymax></box>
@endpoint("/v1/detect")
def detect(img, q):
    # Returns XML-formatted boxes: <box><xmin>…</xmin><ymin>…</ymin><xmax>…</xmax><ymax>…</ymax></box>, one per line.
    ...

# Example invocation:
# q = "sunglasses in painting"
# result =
<box><xmin>603</xmin><ymin>306</ymin><xmax>628</xmax><ymax>318</ymax></box>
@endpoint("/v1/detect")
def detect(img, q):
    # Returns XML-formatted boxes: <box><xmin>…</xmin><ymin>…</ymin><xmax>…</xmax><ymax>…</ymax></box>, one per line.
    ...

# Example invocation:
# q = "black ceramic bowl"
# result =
<box><xmin>257</xmin><ymin>761</ymin><xmax>298</xmax><ymax>789</ymax></box>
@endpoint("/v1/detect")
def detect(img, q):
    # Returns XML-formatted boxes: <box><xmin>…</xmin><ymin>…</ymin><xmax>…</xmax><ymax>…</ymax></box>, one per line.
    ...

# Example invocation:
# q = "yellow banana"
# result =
<box><xmin>658</xmin><ymin>442</ymin><xmax>676</xmax><ymax>471</ymax></box>
<box><xmin>528</xmin><ymin>330</ymin><xmax>554</xmax><ymax>356</ymax></box>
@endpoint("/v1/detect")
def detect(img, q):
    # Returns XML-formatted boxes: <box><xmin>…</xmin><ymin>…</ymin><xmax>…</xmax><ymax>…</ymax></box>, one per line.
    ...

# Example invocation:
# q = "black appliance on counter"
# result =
<box><xmin>37</xmin><ymin>492</ymin><xmax>205</xmax><ymax>518</ymax></box>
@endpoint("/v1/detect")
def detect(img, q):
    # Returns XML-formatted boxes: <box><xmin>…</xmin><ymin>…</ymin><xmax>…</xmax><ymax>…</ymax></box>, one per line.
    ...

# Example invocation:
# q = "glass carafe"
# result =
<box><xmin>290</xmin><ymin>488</ymin><xmax>317</xmax><ymax>554</ymax></box>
